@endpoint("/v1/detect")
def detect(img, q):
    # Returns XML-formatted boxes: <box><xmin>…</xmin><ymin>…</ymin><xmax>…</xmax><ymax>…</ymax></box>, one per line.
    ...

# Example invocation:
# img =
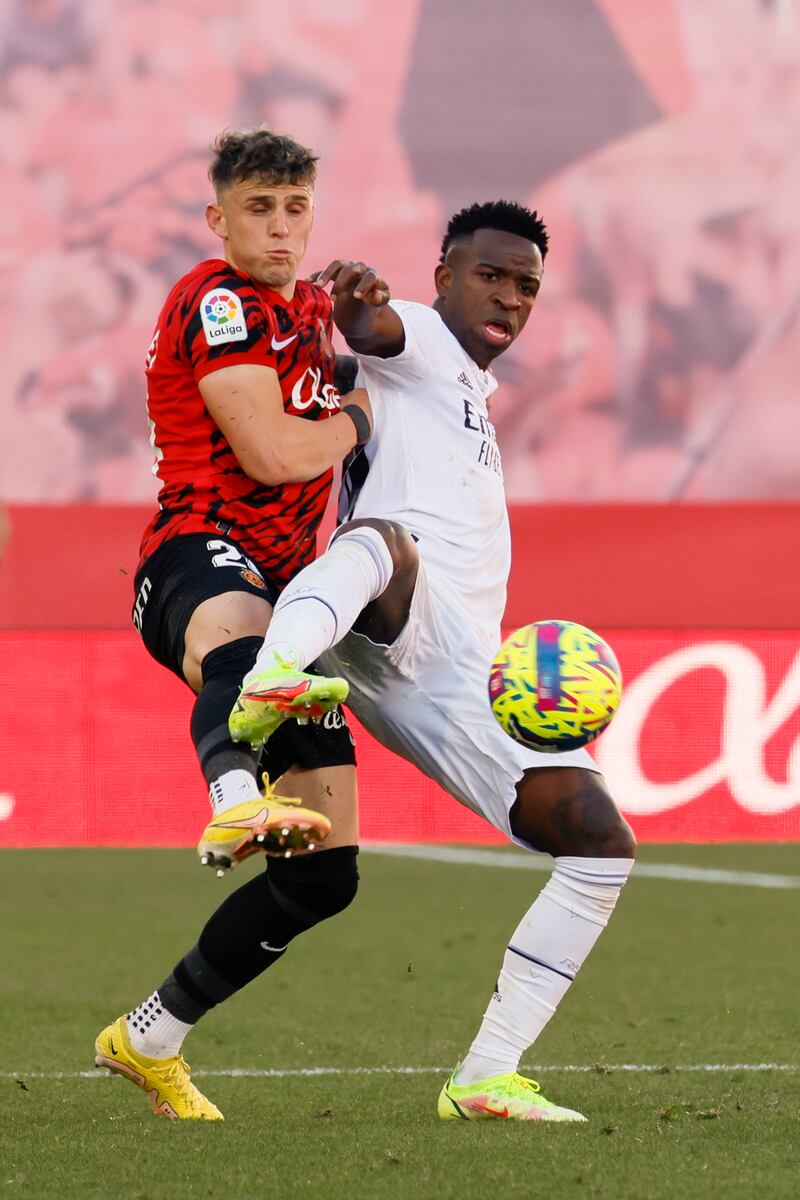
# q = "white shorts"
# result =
<box><xmin>321</xmin><ymin>561</ymin><xmax>599</xmax><ymax>846</ymax></box>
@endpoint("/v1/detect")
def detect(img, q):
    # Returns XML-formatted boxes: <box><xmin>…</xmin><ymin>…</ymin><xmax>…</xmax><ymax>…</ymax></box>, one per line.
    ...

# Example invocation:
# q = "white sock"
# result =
<box><xmin>127</xmin><ymin>991</ymin><xmax>194</xmax><ymax>1060</ymax></box>
<box><xmin>249</xmin><ymin>526</ymin><xmax>394</xmax><ymax>676</ymax></box>
<box><xmin>456</xmin><ymin>856</ymin><xmax>634</xmax><ymax>1084</ymax></box>
<box><xmin>209</xmin><ymin>768</ymin><xmax>258</xmax><ymax>816</ymax></box>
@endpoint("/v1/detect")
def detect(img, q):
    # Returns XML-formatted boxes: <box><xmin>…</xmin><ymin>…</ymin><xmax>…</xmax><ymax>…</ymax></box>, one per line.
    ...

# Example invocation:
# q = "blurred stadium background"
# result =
<box><xmin>1</xmin><ymin>0</ymin><xmax>799</xmax><ymax>848</ymax></box>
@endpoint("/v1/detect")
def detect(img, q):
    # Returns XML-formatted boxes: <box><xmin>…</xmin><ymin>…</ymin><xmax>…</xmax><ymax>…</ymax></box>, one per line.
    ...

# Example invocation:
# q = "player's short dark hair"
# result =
<box><xmin>209</xmin><ymin>128</ymin><xmax>318</xmax><ymax>193</ymax></box>
<box><xmin>440</xmin><ymin>200</ymin><xmax>549</xmax><ymax>262</ymax></box>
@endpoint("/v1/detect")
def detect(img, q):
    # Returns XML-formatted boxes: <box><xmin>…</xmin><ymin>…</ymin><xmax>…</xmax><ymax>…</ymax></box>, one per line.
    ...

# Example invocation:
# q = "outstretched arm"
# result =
<box><xmin>313</xmin><ymin>260</ymin><xmax>405</xmax><ymax>359</ymax></box>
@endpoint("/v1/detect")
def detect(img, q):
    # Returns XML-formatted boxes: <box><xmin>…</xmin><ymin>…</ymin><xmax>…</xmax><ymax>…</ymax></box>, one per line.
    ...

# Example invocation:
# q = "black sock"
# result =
<box><xmin>159</xmin><ymin>847</ymin><xmax>359</xmax><ymax>1022</ymax></box>
<box><xmin>190</xmin><ymin>637</ymin><xmax>263</xmax><ymax>783</ymax></box>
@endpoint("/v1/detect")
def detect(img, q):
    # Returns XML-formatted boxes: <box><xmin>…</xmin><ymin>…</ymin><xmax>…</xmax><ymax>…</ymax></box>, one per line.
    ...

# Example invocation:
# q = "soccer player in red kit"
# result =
<box><xmin>95</xmin><ymin>129</ymin><xmax>384</xmax><ymax>1120</ymax></box>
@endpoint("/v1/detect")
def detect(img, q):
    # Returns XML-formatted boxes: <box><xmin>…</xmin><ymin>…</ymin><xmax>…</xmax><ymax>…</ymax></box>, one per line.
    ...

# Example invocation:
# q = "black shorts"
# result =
<box><xmin>132</xmin><ymin>532</ymin><xmax>355</xmax><ymax>775</ymax></box>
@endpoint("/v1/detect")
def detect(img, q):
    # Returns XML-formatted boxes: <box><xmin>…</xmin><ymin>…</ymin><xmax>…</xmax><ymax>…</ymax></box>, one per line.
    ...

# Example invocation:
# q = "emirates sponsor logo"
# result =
<box><xmin>596</xmin><ymin>642</ymin><xmax>800</xmax><ymax>816</ymax></box>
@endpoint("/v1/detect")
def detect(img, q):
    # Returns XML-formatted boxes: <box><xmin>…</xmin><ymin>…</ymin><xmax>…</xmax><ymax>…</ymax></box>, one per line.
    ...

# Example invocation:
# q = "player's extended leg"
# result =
<box><xmin>183</xmin><ymin>592</ymin><xmax>331</xmax><ymax>870</ymax></box>
<box><xmin>229</xmin><ymin>520</ymin><xmax>418</xmax><ymax>745</ymax></box>
<box><xmin>95</xmin><ymin>765</ymin><xmax>358</xmax><ymax>1119</ymax></box>
<box><xmin>439</xmin><ymin>767</ymin><xmax>635</xmax><ymax>1123</ymax></box>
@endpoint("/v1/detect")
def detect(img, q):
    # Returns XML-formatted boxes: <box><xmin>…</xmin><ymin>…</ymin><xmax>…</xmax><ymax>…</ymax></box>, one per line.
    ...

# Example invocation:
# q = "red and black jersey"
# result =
<box><xmin>139</xmin><ymin>258</ymin><xmax>342</xmax><ymax>585</ymax></box>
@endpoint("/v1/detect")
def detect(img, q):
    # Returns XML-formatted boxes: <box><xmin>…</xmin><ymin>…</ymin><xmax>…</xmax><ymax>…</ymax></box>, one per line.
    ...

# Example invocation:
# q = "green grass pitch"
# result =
<box><xmin>1</xmin><ymin>844</ymin><xmax>798</xmax><ymax>1199</ymax></box>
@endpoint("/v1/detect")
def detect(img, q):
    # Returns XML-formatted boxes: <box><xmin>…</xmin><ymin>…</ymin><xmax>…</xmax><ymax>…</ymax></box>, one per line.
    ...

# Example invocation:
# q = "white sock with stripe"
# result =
<box><xmin>456</xmin><ymin>856</ymin><xmax>634</xmax><ymax>1084</ymax></box>
<box><xmin>249</xmin><ymin>526</ymin><xmax>394</xmax><ymax>676</ymax></box>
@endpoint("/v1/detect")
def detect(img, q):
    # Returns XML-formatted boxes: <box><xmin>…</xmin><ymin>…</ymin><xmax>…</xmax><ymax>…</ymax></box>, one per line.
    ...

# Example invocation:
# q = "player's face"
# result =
<box><xmin>206</xmin><ymin>179</ymin><xmax>314</xmax><ymax>297</ymax></box>
<box><xmin>434</xmin><ymin>229</ymin><xmax>543</xmax><ymax>369</ymax></box>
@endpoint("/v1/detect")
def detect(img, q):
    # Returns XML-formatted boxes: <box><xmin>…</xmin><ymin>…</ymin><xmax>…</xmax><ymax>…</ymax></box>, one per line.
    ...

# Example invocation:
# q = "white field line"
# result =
<box><xmin>2</xmin><ymin>1064</ymin><xmax>798</xmax><ymax>1081</ymax></box>
<box><xmin>364</xmin><ymin>844</ymin><xmax>800</xmax><ymax>890</ymax></box>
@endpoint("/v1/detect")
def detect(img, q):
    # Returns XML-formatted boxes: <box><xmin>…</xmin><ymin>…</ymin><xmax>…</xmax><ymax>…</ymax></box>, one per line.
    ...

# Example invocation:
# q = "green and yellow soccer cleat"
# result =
<box><xmin>94</xmin><ymin>1016</ymin><xmax>223</xmax><ymax>1120</ymax></box>
<box><xmin>438</xmin><ymin>1066</ymin><xmax>587</xmax><ymax>1123</ymax></box>
<box><xmin>229</xmin><ymin>662</ymin><xmax>349</xmax><ymax>747</ymax></box>
<box><xmin>197</xmin><ymin>775</ymin><xmax>332</xmax><ymax>874</ymax></box>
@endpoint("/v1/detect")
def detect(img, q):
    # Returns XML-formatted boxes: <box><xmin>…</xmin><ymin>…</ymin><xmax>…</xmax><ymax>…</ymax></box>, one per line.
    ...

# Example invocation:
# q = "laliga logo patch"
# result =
<box><xmin>205</xmin><ymin>293</ymin><xmax>237</xmax><ymax>324</ymax></box>
<box><xmin>200</xmin><ymin>289</ymin><xmax>248</xmax><ymax>346</ymax></box>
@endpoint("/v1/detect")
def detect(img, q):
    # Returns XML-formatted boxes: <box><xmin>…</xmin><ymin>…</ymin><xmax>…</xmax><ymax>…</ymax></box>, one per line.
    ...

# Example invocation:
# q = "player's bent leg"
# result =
<box><xmin>94</xmin><ymin>1015</ymin><xmax>223</xmax><ymax>1121</ymax></box>
<box><xmin>182</xmin><ymin>589</ymin><xmax>272</xmax><ymax>694</ymax></box>
<box><xmin>509</xmin><ymin>766</ymin><xmax>636</xmax><ymax>860</ymax></box>
<box><xmin>181</xmin><ymin>604</ymin><xmax>334</xmax><ymax>871</ymax></box>
<box><xmin>190</xmin><ymin>636</ymin><xmax>265</xmax><ymax>799</ymax></box>
<box><xmin>180</xmin><ymin>593</ymin><xmax>333</xmax><ymax>871</ymax></box>
<box><xmin>342</xmin><ymin>519</ymin><xmax>419</xmax><ymax>646</ymax></box>
<box><xmin>229</xmin><ymin>520</ymin><xmax>417</xmax><ymax>746</ymax></box>
<box><xmin>190</xmin><ymin>635</ymin><xmax>333</xmax><ymax>872</ymax></box>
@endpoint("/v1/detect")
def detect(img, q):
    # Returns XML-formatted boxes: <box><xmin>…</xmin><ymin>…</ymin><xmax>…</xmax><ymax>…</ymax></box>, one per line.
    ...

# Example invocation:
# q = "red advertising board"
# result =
<box><xmin>1</xmin><ymin>629</ymin><xmax>798</xmax><ymax>847</ymax></box>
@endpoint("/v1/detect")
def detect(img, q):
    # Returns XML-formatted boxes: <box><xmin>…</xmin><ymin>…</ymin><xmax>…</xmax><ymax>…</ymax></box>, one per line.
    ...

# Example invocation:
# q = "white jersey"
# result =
<box><xmin>325</xmin><ymin>299</ymin><xmax>598</xmax><ymax>845</ymax></box>
<box><xmin>340</xmin><ymin>300</ymin><xmax>510</xmax><ymax>654</ymax></box>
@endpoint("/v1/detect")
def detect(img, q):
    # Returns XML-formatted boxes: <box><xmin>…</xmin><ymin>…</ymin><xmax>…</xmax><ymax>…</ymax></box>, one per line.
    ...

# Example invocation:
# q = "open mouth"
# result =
<box><xmin>482</xmin><ymin>319</ymin><xmax>513</xmax><ymax>344</ymax></box>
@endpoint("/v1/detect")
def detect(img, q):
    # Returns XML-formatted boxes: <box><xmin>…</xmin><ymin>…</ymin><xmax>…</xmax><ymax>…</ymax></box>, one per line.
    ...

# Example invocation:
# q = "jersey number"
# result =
<box><xmin>206</xmin><ymin>540</ymin><xmax>262</xmax><ymax>577</ymax></box>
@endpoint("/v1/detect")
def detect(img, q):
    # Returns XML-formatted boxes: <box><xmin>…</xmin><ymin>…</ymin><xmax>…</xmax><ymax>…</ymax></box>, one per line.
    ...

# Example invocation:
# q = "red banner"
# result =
<box><xmin>1</xmin><ymin>630</ymin><xmax>798</xmax><ymax>847</ymax></box>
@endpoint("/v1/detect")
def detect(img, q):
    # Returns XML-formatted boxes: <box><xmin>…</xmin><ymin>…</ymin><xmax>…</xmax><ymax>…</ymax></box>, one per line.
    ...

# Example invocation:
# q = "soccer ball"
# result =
<box><xmin>488</xmin><ymin>620</ymin><xmax>622</xmax><ymax>752</ymax></box>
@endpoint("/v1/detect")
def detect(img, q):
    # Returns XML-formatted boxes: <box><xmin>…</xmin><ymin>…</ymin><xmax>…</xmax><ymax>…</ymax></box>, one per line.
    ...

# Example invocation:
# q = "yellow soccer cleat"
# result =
<box><xmin>197</xmin><ymin>774</ymin><xmax>332</xmax><ymax>874</ymax></box>
<box><xmin>438</xmin><ymin>1066</ymin><xmax>587</xmax><ymax>1123</ymax></box>
<box><xmin>229</xmin><ymin>662</ymin><xmax>349</xmax><ymax>747</ymax></box>
<box><xmin>94</xmin><ymin>1016</ymin><xmax>223</xmax><ymax>1120</ymax></box>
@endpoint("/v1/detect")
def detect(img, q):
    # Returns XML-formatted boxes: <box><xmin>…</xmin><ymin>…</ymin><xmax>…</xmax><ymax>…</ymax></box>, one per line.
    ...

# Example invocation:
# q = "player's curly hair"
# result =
<box><xmin>209</xmin><ymin>128</ymin><xmax>318</xmax><ymax>192</ymax></box>
<box><xmin>440</xmin><ymin>200</ymin><xmax>549</xmax><ymax>262</ymax></box>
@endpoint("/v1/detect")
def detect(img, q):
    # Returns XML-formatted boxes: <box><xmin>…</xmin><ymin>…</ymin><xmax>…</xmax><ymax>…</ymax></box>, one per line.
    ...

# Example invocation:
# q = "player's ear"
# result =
<box><xmin>206</xmin><ymin>202</ymin><xmax>226</xmax><ymax>241</ymax></box>
<box><xmin>434</xmin><ymin>262</ymin><xmax>452</xmax><ymax>299</ymax></box>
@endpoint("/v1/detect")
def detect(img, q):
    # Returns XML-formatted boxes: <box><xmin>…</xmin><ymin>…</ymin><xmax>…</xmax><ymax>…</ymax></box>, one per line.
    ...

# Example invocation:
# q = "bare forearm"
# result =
<box><xmin>259</xmin><ymin>410</ymin><xmax>359</xmax><ymax>483</ymax></box>
<box><xmin>201</xmin><ymin>364</ymin><xmax>371</xmax><ymax>486</ymax></box>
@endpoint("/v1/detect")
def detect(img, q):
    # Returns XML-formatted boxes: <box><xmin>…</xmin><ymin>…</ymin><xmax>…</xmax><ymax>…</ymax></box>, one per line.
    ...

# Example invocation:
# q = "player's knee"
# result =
<box><xmin>511</xmin><ymin>768</ymin><xmax>636</xmax><ymax>859</ymax></box>
<box><xmin>266</xmin><ymin>845</ymin><xmax>359</xmax><ymax>928</ymax></box>
<box><xmin>598</xmin><ymin>809</ymin><xmax>637</xmax><ymax>859</ymax></box>
<box><xmin>586</xmin><ymin>777</ymin><xmax>637</xmax><ymax>858</ymax></box>
<box><xmin>570</xmin><ymin>786</ymin><xmax>636</xmax><ymax>860</ymax></box>
<box><xmin>183</xmin><ymin>633</ymin><xmax>263</xmax><ymax>695</ymax></box>
<box><xmin>183</xmin><ymin>591</ymin><xmax>271</xmax><ymax>689</ymax></box>
<box><xmin>575</xmin><ymin>775</ymin><xmax>636</xmax><ymax>858</ymax></box>
<box><xmin>336</xmin><ymin>518</ymin><xmax>418</xmax><ymax>578</ymax></box>
<box><xmin>199</xmin><ymin>636</ymin><xmax>262</xmax><ymax>686</ymax></box>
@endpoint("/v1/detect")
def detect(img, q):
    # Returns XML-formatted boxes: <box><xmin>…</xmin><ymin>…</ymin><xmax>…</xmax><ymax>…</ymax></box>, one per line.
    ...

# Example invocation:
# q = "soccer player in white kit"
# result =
<box><xmin>230</xmin><ymin>201</ymin><xmax>637</xmax><ymax>1123</ymax></box>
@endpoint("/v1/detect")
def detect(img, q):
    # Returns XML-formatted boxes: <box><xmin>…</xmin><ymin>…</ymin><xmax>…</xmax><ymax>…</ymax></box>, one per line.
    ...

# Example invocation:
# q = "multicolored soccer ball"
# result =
<box><xmin>488</xmin><ymin>620</ymin><xmax>622</xmax><ymax>752</ymax></box>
